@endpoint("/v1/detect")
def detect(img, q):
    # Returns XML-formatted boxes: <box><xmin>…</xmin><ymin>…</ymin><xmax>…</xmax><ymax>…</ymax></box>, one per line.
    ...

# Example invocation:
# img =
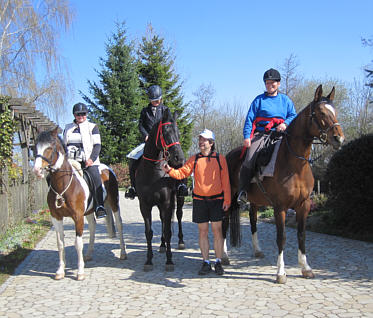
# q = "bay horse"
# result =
<box><xmin>135</xmin><ymin>110</ymin><xmax>185</xmax><ymax>271</ymax></box>
<box><xmin>225</xmin><ymin>85</ymin><xmax>344</xmax><ymax>283</ymax></box>
<box><xmin>33</xmin><ymin>127</ymin><xmax>127</xmax><ymax>281</ymax></box>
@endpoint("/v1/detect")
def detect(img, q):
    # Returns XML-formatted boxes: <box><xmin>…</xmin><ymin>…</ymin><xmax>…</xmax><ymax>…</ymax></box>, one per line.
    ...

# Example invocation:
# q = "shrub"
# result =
<box><xmin>110</xmin><ymin>162</ymin><xmax>130</xmax><ymax>189</ymax></box>
<box><xmin>324</xmin><ymin>134</ymin><xmax>373</xmax><ymax>238</ymax></box>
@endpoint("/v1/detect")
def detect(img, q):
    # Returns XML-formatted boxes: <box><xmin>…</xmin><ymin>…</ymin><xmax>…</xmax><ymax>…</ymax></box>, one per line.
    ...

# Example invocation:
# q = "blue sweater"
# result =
<box><xmin>243</xmin><ymin>93</ymin><xmax>297</xmax><ymax>139</ymax></box>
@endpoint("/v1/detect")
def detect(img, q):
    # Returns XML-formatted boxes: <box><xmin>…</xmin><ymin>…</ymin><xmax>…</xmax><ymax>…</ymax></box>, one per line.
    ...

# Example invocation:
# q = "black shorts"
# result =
<box><xmin>192</xmin><ymin>199</ymin><xmax>224</xmax><ymax>223</ymax></box>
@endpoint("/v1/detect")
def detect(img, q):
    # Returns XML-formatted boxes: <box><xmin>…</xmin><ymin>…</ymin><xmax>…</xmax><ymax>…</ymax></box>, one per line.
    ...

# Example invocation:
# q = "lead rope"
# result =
<box><xmin>49</xmin><ymin>172</ymin><xmax>74</xmax><ymax>208</ymax></box>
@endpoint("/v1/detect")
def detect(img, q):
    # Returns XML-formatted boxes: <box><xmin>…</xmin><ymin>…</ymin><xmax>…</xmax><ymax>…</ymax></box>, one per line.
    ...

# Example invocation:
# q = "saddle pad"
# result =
<box><xmin>68</xmin><ymin>159</ymin><xmax>84</xmax><ymax>176</ymax></box>
<box><xmin>127</xmin><ymin>143</ymin><xmax>145</xmax><ymax>160</ymax></box>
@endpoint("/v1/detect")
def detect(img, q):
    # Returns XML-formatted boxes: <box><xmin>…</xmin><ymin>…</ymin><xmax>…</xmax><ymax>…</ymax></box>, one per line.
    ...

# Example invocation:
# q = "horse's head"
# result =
<box><xmin>153</xmin><ymin>110</ymin><xmax>185</xmax><ymax>168</ymax></box>
<box><xmin>33</xmin><ymin>127</ymin><xmax>66</xmax><ymax>178</ymax></box>
<box><xmin>309</xmin><ymin>85</ymin><xmax>345</xmax><ymax>149</ymax></box>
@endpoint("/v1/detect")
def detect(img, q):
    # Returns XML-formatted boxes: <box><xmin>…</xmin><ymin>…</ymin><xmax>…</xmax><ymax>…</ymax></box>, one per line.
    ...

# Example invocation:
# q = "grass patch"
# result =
<box><xmin>0</xmin><ymin>209</ymin><xmax>52</xmax><ymax>286</ymax></box>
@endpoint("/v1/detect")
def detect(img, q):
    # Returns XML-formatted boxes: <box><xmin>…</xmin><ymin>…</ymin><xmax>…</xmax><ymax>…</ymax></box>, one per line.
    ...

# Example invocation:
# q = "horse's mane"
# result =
<box><xmin>36</xmin><ymin>130</ymin><xmax>66</xmax><ymax>154</ymax></box>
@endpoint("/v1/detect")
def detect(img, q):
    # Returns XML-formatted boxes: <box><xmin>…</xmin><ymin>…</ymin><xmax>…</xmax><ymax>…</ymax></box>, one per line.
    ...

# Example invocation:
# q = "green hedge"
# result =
<box><xmin>325</xmin><ymin>134</ymin><xmax>373</xmax><ymax>238</ymax></box>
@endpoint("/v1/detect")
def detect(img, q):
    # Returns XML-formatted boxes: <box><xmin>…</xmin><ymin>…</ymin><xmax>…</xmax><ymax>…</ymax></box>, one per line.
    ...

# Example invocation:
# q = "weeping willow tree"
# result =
<box><xmin>0</xmin><ymin>0</ymin><xmax>74</xmax><ymax>124</ymax></box>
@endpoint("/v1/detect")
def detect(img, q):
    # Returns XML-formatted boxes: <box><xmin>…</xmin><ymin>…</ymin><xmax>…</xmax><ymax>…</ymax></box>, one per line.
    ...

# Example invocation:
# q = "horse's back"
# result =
<box><xmin>226</xmin><ymin>146</ymin><xmax>246</xmax><ymax>195</ymax></box>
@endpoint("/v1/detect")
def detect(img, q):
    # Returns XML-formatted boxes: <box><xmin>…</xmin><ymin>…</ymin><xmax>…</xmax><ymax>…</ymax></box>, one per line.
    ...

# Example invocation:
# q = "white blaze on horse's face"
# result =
<box><xmin>324</xmin><ymin>104</ymin><xmax>336</xmax><ymax>117</ymax></box>
<box><xmin>33</xmin><ymin>144</ymin><xmax>47</xmax><ymax>178</ymax></box>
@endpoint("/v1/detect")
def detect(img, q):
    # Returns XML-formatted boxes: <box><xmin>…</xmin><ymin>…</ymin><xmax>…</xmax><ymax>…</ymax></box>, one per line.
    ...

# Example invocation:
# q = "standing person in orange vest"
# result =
<box><xmin>162</xmin><ymin>129</ymin><xmax>231</xmax><ymax>276</ymax></box>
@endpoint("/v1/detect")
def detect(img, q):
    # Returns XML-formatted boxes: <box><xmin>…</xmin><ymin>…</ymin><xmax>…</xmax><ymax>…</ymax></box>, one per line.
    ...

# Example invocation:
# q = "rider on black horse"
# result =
<box><xmin>125</xmin><ymin>85</ymin><xmax>188</xmax><ymax>199</ymax></box>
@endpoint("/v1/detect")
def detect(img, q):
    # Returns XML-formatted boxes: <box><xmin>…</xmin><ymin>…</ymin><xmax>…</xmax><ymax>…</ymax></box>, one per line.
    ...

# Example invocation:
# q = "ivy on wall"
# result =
<box><xmin>0</xmin><ymin>96</ymin><xmax>17</xmax><ymax>170</ymax></box>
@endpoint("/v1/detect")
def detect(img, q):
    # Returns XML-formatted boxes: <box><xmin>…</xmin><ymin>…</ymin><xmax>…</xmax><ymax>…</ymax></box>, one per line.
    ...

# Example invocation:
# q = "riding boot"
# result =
<box><xmin>237</xmin><ymin>167</ymin><xmax>253</xmax><ymax>207</ymax></box>
<box><xmin>95</xmin><ymin>186</ymin><xmax>106</xmax><ymax>219</ymax></box>
<box><xmin>125</xmin><ymin>159</ymin><xmax>137</xmax><ymax>199</ymax></box>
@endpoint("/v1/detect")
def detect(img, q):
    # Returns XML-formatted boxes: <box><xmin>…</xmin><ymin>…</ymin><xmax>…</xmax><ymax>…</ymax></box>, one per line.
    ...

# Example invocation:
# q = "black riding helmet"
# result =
<box><xmin>263</xmin><ymin>68</ymin><xmax>281</xmax><ymax>82</ymax></box>
<box><xmin>147</xmin><ymin>85</ymin><xmax>162</xmax><ymax>101</ymax></box>
<box><xmin>72</xmin><ymin>102</ymin><xmax>88</xmax><ymax>114</ymax></box>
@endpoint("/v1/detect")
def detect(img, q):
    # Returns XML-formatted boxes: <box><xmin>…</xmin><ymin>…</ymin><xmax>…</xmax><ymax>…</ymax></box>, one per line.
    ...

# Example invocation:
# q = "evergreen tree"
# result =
<box><xmin>82</xmin><ymin>22</ymin><xmax>142</xmax><ymax>164</ymax></box>
<box><xmin>137</xmin><ymin>25</ymin><xmax>193</xmax><ymax>154</ymax></box>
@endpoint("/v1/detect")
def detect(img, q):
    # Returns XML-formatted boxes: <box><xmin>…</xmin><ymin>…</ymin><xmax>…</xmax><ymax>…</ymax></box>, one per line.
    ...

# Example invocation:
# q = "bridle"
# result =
<box><xmin>143</xmin><ymin>120</ymin><xmax>180</xmax><ymax>163</ymax></box>
<box><xmin>309</xmin><ymin>100</ymin><xmax>341</xmax><ymax>145</ymax></box>
<box><xmin>284</xmin><ymin>100</ymin><xmax>341</xmax><ymax>164</ymax></box>
<box><xmin>35</xmin><ymin>141</ymin><xmax>74</xmax><ymax>208</ymax></box>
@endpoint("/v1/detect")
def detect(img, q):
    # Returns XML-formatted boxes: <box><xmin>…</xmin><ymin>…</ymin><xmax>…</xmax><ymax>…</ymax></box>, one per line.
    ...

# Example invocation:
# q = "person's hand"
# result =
<box><xmin>276</xmin><ymin>123</ymin><xmax>287</xmax><ymax>132</ymax></box>
<box><xmin>223</xmin><ymin>203</ymin><xmax>230</xmax><ymax>211</ymax></box>
<box><xmin>162</xmin><ymin>163</ymin><xmax>171</xmax><ymax>173</ymax></box>
<box><xmin>243</xmin><ymin>138</ymin><xmax>251</xmax><ymax>148</ymax></box>
<box><xmin>85</xmin><ymin>158</ymin><xmax>93</xmax><ymax>167</ymax></box>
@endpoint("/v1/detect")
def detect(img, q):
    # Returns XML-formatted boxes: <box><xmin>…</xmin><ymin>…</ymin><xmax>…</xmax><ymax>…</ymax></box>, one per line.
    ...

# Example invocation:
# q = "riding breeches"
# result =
<box><xmin>85</xmin><ymin>165</ymin><xmax>104</xmax><ymax>206</ymax></box>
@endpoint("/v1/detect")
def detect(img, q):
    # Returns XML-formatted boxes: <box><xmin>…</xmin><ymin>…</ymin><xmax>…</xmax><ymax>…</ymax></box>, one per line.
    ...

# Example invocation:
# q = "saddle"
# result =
<box><xmin>68</xmin><ymin>159</ymin><xmax>95</xmax><ymax>210</ymax></box>
<box><xmin>254</xmin><ymin>131</ymin><xmax>282</xmax><ymax>177</ymax></box>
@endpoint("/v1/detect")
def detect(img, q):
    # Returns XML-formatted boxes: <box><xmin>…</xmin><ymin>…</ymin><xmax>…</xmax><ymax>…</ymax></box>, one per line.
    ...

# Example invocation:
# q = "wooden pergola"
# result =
<box><xmin>1</xmin><ymin>98</ymin><xmax>61</xmax><ymax>181</ymax></box>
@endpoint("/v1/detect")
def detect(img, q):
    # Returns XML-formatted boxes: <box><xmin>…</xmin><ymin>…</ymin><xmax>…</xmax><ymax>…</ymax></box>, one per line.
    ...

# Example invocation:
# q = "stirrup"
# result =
<box><xmin>95</xmin><ymin>205</ymin><xmax>107</xmax><ymax>219</ymax></box>
<box><xmin>237</xmin><ymin>190</ymin><xmax>248</xmax><ymax>206</ymax></box>
<box><xmin>177</xmin><ymin>184</ymin><xmax>188</xmax><ymax>197</ymax></box>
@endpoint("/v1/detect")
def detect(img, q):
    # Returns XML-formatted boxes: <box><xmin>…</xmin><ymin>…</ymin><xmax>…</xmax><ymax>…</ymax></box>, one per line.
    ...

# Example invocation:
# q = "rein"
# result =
<box><xmin>143</xmin><ymin>120</ymin><xmax>180</xmax><ymax>163</ymax></box>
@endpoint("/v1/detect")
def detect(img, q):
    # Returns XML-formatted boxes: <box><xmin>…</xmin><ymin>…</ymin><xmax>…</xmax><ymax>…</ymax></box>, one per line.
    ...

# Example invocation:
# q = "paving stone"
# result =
<box><xmin>0</xmin><ymin>197</ymin><xmax>372</xmax><ymax>317</ymax></box>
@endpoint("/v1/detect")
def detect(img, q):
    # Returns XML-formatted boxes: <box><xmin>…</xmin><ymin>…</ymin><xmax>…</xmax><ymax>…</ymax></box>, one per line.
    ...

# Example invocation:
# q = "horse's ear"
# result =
<box><xmin>327</xmin><ymin>86</ymin><xmax>335</xmax><ymax>101</ymax></box>
<box><xmin>51</xmin><ymin>126</ymin><xmax>59</xmax><ymax>137</ymax></box>
<box><xmin>314</xmin><ymin>85</ymin><xmax>323</xmax><ymax>102</ymax></box>
<box><xmin>173</xmin><ymin>110</ymin><xmax>180</xmax><ymax>121</ymax></box>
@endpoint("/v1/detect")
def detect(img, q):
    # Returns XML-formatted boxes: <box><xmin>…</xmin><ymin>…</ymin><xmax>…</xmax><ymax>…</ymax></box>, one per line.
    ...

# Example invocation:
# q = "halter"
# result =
<box><xmin>36</xmin><ymin>141</ymin><xmax>75</xmax><ymax>208</ymax></box>
<box><xmin>143</xmin><ymin>120</ymin><xmax>181</xmax><ymax>163</ymax></box>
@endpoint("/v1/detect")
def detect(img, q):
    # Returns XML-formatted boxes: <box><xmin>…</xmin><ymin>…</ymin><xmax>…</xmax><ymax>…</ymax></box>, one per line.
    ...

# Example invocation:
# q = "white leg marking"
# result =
<box><xmin>113</xmin><ymin>210</ymin><xmax>127</xmax><ymax>260</ymax></box>
<box><xmin>75</xmin><ymin>235</ymin><xmax>85</xmax><ymax>279</ymax></box>
<box><xmin>298</xmin><ymin>249</ymin><xmax>312</xmax><ymax>272</ymax></box>
<box><xmin>52</xmin><ymin>217</ymin><xmax>65</xmax><ymax>278</ymax></box>
<box><xmin>85</xmin><ymin>213</ymin><xmax>96</xmax><ymax>261</ymax></box>
<box><xmin>277</xmin><ymin>251</ymin><xmax>286</xmax><ymax>276</ymax></box>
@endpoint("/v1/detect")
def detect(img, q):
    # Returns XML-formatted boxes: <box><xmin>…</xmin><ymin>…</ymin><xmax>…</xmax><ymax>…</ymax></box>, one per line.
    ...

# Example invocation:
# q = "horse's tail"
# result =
<box><xmin>229</xmin><ymin>193</ymin><xmax>241</xmax><ymax>247</ymax></box>
<box><xmin>225</xmin><ymin>146</ymin><xmax>246</xmax><ymax>247</ymax></box>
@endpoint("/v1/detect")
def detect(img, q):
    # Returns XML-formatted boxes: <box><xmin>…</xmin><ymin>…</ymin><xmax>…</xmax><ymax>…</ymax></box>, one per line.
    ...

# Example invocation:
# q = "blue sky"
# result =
<box><xmin>60</xmin><ymin>0</ymin><xmax>373</xmax><ymax>116</ymax></box>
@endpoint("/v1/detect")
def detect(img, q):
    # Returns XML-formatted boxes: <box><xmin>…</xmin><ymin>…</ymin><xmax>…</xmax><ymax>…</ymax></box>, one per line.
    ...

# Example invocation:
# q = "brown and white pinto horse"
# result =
<box><xmin>225</xmin><ymin>85</ymin><xmax>344</xmax><ymax>283</ymax></box>
<box><xmin>33</xmin><ymin>127</ymin><xmax>127</xmax><ymax>280</ymax></box>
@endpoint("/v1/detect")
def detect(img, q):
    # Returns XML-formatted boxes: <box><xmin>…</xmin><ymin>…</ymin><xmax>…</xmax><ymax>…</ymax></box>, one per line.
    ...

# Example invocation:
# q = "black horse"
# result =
<box><xmin>135</xmin><ymin>110</ymin><xmax>185</xmax><ymax>271</ymax></box>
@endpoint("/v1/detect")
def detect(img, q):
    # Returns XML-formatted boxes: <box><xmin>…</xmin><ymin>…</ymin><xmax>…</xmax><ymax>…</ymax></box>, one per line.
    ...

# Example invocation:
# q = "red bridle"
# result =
<box><xmin>143</xmin><ymin>121</ymin><xmax>180</xmax><ymax>162</ymax></box>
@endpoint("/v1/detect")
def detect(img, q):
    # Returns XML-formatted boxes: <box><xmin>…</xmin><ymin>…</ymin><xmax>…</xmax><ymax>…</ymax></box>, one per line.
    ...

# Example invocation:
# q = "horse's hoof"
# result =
<box><xmin>177</xmin><ymin>243</ymin><xmax>185</xmax><ymax>250</ymax></box>
<box><xmin>276</xmin><ymin>274</ymin><xmax>287</xmax><ymax>284</ymax></box>
<box><xmin>83</xmin><ymin>255</ymin><xmax>92</xmax><ymax>262</ymax></box>
<box><xmin>77</xmin><ymin>274</ymin><xmax>85</xmax><ymax>281</ymax></box>
<box><xmin>302</xmin><ymin>269</ymin><xmax>315</xmax><ymax>279</ymax></box>
<box><xmin>254</xmin><ymin>251</ymin><xmax>265</xmax><ymax>258</ymax></box>
<box><xmin>165</xmin><ymin>264</ymin><xmax>174</xmax><ymax>272</ymax></box>
<box><xmin>120</xmin><ymin>252</ymin><xmax>127</xmax><ymax>260</ymax></box>
<box><xmin>159</xmin><ymin>246</ymin><xmax>166</xmax><ymax>253</ymax></box>
<box><xmin>144</xmin><ymin>264</ymin><xmax>153</xmax><ymax>272</ymax></box>
<box><xmin>54</xmin><ymin>273</ymin><xmax>65</xmax><ymax>280</ymax></box>
<box><xmin>221</xmin><ymin>257</ymin><xmax>230</xmax><ymax>266</ymax></box>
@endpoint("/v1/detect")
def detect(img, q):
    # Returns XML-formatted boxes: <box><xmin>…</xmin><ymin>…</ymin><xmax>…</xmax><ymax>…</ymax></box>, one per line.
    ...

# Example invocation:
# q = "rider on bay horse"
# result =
<box><xmin>125</xmin><ymin>85</ymin><xmax>188</xmax><ymax>199</ymax></box>
<box><xmin>237</xmin><ymin>68</ymin><xmax>297</xmax><ymax>205</ymax></box>
<box><xmin>63</xmin><ymin>103</ymin><xmax>107</xmax><ymax>219</ymax></box>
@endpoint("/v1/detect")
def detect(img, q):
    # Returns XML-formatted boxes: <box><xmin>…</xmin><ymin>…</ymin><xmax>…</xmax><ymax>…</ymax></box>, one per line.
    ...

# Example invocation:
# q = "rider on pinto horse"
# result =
<box><xmin>125</xmin><ymin>85</ymin><xmax>188</xmax><ymax>199</ymax></box>
<box><xmin>63</xmin><ymin>103</ymin><xmax>107</xmax><ymax>219</ymax></box>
